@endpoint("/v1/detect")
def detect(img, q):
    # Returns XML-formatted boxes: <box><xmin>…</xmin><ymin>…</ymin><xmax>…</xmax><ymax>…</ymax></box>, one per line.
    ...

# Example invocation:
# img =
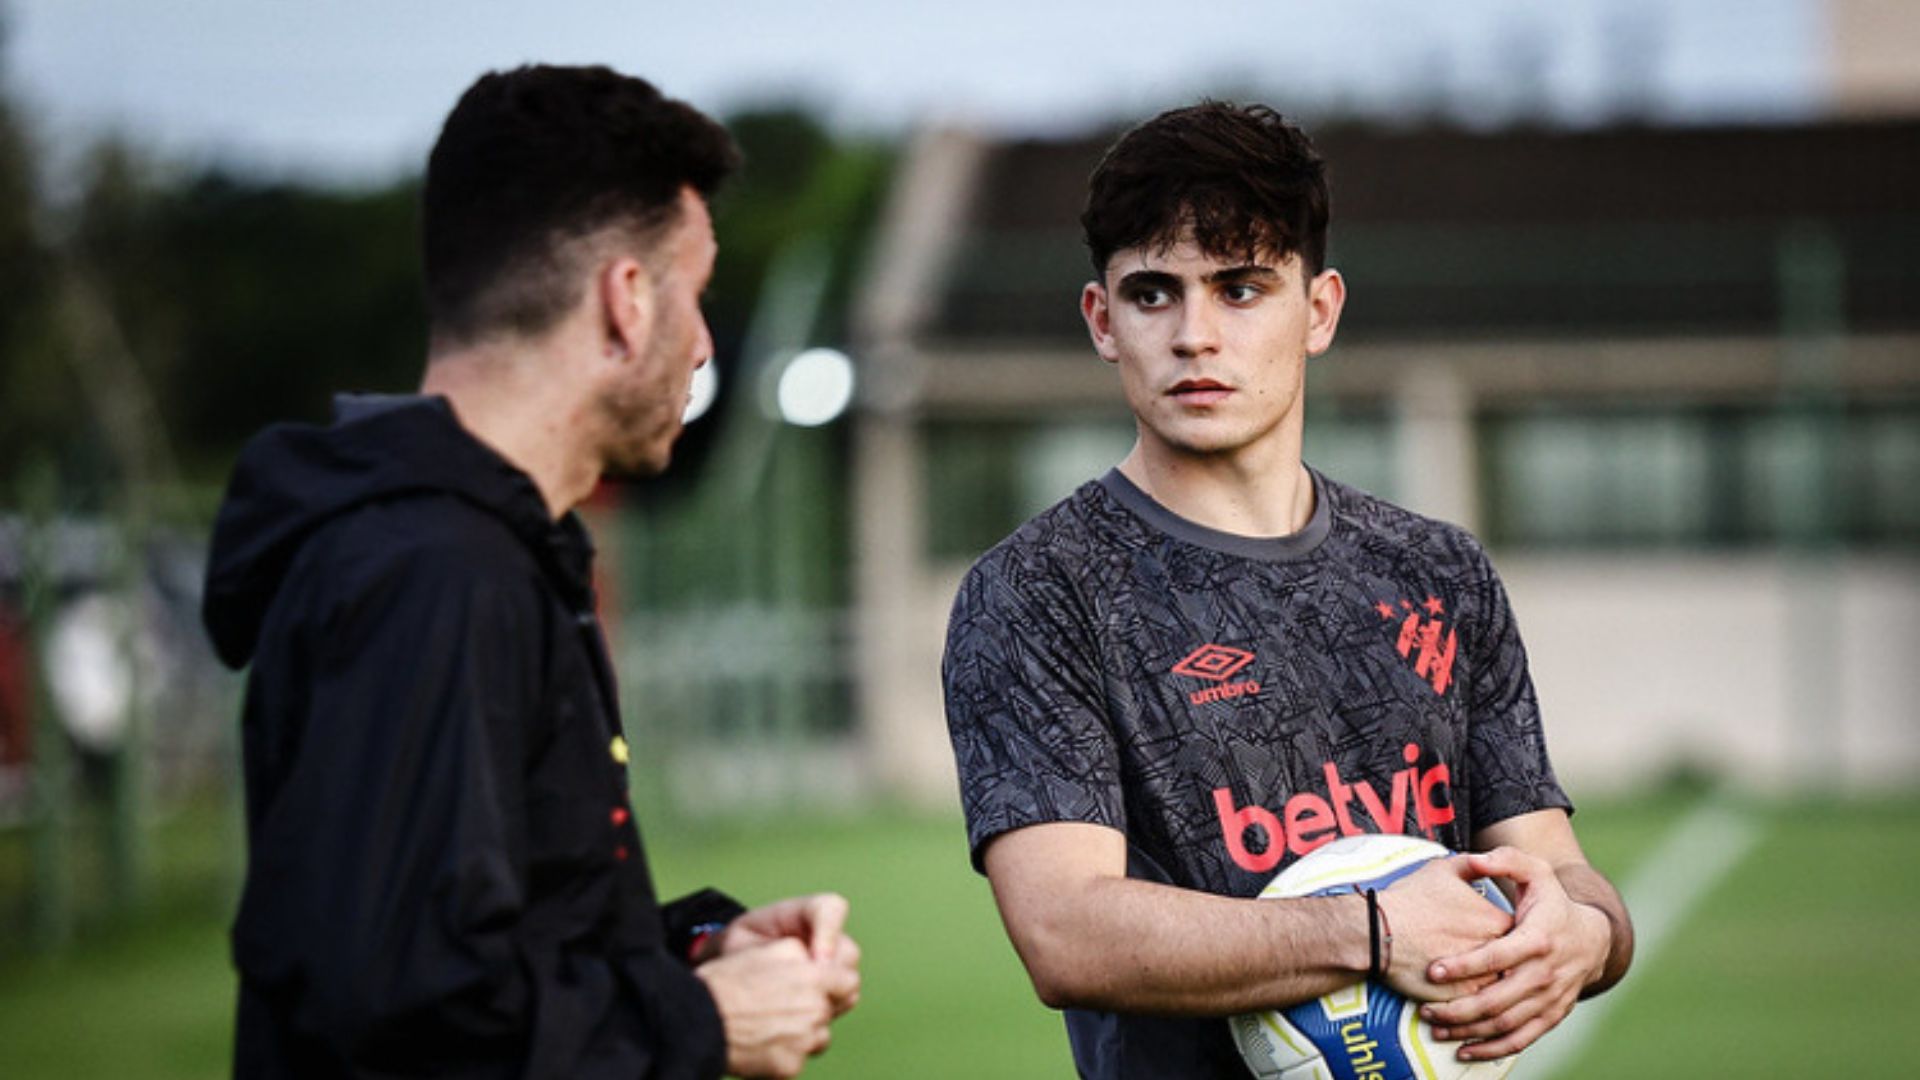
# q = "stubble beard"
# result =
<box><xmin>594</xmin><ymin>382</ymin><xmax>677</xmax><ymax>481</ymax></box>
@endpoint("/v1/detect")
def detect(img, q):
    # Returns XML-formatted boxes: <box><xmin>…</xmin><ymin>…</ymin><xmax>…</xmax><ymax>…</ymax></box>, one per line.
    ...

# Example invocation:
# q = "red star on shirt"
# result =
<box><xmin>1375</xmin><ymin>601</ymin><xmax>1397</xmax><ymax>620</ymax></box>
<box><xmin>1425</xmin><ymin>596</ymin><xmax>1445</xmax><ymax>615</ymax></box>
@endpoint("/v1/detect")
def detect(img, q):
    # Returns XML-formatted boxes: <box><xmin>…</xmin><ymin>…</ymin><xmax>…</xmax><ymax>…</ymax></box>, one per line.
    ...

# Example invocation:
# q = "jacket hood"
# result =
<box><xmin>202</xmin><ymin>394</ymin><xmax>583</xmax><ymax>668</ymax></box>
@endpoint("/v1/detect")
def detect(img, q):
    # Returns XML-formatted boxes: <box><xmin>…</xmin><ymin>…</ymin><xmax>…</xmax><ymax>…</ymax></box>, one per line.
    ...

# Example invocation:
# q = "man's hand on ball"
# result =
<box><xmin>1418</xmin><ymin>846</ymin><xmax>1612</xmax><ymax>1061</ymax></box>
<box><xmin>1376</xmin><ymin>856</ymin><xmax>1514</xmax><ymax>1003</ymax></box>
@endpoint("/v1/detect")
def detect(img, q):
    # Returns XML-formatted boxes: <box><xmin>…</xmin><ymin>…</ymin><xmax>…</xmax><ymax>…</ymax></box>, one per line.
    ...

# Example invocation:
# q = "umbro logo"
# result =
<box><xmin>1172</xmin><ymin>644</ymin><xmax>1261</xmax><ymax>706</ymax></box>
<box><xmin>1172</xmin><ymin>644</ymin><xmax>1254</xmax><ymax>681</ymax></box>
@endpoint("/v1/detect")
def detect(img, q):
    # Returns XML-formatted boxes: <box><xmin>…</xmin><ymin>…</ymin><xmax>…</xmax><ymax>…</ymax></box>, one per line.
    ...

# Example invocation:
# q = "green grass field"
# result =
<box><xmin>3</xmin><ymin>788</ymin><xmax>1918</xmax><ymax>1078</ymax></box>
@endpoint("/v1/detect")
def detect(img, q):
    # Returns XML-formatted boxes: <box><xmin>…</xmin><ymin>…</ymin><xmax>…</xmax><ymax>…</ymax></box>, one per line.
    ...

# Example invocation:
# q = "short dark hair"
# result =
<box><xmin>423</xmin><ymin>65</ymin><xmax>740</xmax><ymax>345</ymax></box>
<box><xmin>1081</xmin><ymin>101</ymin><xmax>1329</xmax><ymax>279</ymax></box>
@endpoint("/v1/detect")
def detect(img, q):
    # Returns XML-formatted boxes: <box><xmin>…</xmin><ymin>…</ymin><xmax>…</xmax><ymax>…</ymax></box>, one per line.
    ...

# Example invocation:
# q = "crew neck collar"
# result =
<box><xmin>1098</xmin><ymin>466</ymin><xmax>1333</xmax><ymax>562</ymax></box>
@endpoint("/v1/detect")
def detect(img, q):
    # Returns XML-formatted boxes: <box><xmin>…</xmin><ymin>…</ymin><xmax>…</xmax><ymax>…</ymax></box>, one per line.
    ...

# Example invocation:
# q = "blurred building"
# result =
<box><xmin>1826</xmin><ymin>0</ymin><xmax>1920</xmax><ymax>118</ymax></box>
<box><xmin>850</xmin><ymin>116</ymin><xmax>1920</xmax><ymax>802</ymax></box>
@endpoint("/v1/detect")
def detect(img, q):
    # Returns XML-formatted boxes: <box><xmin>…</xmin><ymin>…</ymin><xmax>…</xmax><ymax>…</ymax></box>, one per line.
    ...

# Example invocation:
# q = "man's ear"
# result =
<box><xmin>599</xmin><ymin>255</ymin><xmax>654</xmax><ymax>362</ymax></box>
<box><xmin>1305</xmin><ymin>268</ymin><xmax>1346</xmax><ymax>358</ymax></box>
<box><xmin>1081</xmin><ymin>280</ymin><xmax>1120</xmax><ymax>364</ymax></box>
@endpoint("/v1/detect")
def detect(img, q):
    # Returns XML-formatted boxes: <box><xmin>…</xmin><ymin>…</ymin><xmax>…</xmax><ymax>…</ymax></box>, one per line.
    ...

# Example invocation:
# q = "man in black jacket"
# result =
<box><xmin>202</xmin><ymin>66</ymin><xmax>859</xmax><ymax>1079</ymax></box>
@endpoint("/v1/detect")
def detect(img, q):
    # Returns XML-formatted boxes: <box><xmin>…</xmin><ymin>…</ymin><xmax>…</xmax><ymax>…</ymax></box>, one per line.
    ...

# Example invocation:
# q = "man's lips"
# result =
<box><xmin>1167</xmin><ymin>379</ymin><xmax>1233</xmax><ymax>405</ymax></box>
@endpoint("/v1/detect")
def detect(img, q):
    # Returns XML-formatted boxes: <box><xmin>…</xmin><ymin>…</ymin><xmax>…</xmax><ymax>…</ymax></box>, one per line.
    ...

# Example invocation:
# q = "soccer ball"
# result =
<box><xmin>1228</xmin><ymin>834</ymin><xmax>1516</xmax><ymax>1080</ymax></box>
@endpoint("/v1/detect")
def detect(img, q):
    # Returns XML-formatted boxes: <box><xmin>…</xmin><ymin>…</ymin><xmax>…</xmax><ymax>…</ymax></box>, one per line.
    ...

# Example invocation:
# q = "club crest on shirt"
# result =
<box><xmin>1170</xmin><ymin>643</ymin><xmax>1262</xmax><ymax>706</ymax></box>
<box><xmin>1372</xmin><ymin>597</ymin><xmax>1457</xmax><ymax>696</ymax></box>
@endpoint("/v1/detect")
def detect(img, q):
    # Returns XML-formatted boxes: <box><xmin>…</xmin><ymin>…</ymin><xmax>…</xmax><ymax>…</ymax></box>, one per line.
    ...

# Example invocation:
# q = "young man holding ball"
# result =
<box><xmin>943</xmin><ymin>102</ymin><xmax>1633</xmax><ymax>1078</ymax></box>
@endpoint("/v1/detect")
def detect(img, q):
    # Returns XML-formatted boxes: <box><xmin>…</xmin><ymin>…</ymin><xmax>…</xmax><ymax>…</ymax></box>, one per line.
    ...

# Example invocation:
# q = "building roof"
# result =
<box><xmin>925</xmin><ymin>118</ymin><xmax>1920</xmax><ymax>346</ymax></box>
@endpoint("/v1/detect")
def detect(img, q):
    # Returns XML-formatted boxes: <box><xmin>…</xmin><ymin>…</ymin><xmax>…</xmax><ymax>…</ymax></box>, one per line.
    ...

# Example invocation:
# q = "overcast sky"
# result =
<box><xmin>6</xmin><ymin>0</ymin><xmax>1821</xmax><ymax>185</ymax></box>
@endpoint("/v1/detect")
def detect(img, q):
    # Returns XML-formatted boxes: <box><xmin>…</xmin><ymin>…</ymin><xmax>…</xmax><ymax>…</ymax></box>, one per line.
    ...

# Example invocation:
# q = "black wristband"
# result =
<box><xmin>1364</xmin><ymin>888</ymin><xmax>1383</xmax><ymax>981</ymax></box>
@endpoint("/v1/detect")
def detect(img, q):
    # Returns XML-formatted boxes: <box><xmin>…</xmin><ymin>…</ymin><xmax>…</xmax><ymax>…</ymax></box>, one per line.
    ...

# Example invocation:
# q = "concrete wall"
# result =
<box><xmin>1503</xmin><ymin>552</ymin><xmax>1920</xmax><ymax>796</ymax></box>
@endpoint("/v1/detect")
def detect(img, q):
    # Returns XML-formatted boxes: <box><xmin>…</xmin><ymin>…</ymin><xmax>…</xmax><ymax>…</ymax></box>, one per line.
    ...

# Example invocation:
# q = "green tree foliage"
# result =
<box><xmin>2</xmin><ymin>146</ymin><xmax>424</xmax><ymax>499</ymax></box>
<box><xmin>66</xmin><ymin>156</ymin><xmax>424</xmax><ymax>481</ymax></box>
<box><xmin>706</xmin><ymin>108</ymin><xmax>838</xmax><ymax>349</ymax></box>
<box><xmin>0</xmin><ymin>92</ymin><xmax>892</xmax><ymax>497</ymax></box>
<box><xmin>705</xmin><ymin>108</ymin><xmax>893</xmax><ymax>354</ymax></box>
<box><xmin>0</xmin><ymin>16</ymin><xmax>62</xmax><ymax>496</ymax></box>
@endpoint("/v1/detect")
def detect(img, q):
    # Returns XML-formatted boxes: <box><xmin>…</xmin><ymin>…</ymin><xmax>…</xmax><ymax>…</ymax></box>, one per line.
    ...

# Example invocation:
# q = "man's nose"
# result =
<box><xmin>694</xmin><ymin>318</ymin><xmax>714</xmax><ymax>367</ymax></box>
<box><xmin>1170</xmin><ymin>300</ymin><xmax>1220</xmax><ymax>358</ymax></box>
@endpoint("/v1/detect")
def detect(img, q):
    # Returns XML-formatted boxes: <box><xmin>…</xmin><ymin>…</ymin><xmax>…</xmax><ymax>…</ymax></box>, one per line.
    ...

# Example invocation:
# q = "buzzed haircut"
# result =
<box><xmin>423</xmin><ymin>64</ymin><xmax>740</xmax><ymax>346</ymax></box>
<box><xmin>1081</xmin><ymin>101</ymin><xmax>1329</xmax><ymax>280</ymax></box>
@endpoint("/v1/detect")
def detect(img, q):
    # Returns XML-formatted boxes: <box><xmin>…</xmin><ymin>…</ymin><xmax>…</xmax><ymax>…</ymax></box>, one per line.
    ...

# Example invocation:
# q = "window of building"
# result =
<box><xmin>1483</xmin><ymin>403</ymin><xmax>1920</xmax><ymax>549</ymax></box>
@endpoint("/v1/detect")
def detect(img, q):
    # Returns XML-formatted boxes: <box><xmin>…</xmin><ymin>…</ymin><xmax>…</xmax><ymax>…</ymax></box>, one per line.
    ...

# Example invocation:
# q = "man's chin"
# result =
<box><xmin>602</xmin><ymin>445</ymin><xmax>673</xmax><ymax>482</ymax></box>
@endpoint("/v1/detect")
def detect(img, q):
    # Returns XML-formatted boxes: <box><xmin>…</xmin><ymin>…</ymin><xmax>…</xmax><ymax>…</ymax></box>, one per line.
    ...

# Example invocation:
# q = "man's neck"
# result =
<box><xmin>419</xmin><ymin>345</ymin><xmax>599</xmax><ymax>521</ymax></box>
<box><xmin>1117</xmin><ymin>440</ymin><xmax>1316</xmax><ymax>539</ymax></box>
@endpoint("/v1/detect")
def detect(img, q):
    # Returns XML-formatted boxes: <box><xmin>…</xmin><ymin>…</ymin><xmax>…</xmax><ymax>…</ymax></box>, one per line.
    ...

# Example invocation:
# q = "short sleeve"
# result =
<box><xmin>1461</xmin><ymin>543</ymin><xmax>1573</xmax><ymax>832</ymax></box>
<box><xmin>942</xmin><ymin>548</ymin><xmax>1126</xmax><ymax>872</ymax></box>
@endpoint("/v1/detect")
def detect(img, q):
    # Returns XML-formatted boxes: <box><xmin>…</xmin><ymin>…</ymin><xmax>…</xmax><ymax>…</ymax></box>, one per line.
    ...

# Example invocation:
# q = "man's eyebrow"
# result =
<box><xmin>1113</xmin><ymin>265</ymin><xmax>1284</xmax><ymax>292</ymax></box>
<box><xmin>1202</xmin><ymin>265</ymin><xmax>1283</xmax><ymax>285</ymax></box>
<box><xmin>1115</xmin><ymin>269</ymin><xmax>1181</xmax><ymax>292</ymax></box>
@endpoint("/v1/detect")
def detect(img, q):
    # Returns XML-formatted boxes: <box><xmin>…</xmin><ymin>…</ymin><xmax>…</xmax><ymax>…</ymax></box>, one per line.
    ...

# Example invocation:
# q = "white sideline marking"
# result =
<box><xmin>1522</xmin><ymin>794</ymin><xmax>1765</xmax><ymax>1078</ymax></box>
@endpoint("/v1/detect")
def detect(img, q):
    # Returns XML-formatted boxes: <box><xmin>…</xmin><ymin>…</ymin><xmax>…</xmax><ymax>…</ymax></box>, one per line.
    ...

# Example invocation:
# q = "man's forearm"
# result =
<box><xmin>985</xmin><ymin>823</ymin><xmax>1380</xmax><ymax>1016</ymax></box>
<box><xmin>1003</xmin><ymin>873</ymin><xmax>1372</xmax><ymax>1015</ymax></box>
<box><xmin>987</xmin><ymin>822</ymin><xmax>1527</xmax><ymax>1016</ymax></box>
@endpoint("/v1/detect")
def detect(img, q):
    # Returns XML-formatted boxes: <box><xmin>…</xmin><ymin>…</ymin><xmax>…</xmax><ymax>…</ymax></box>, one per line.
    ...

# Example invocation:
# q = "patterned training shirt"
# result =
<box><xmin>942</xmin><ymin>467</ymin><xmax>1571</xmax><ymax>1079</ymax></box>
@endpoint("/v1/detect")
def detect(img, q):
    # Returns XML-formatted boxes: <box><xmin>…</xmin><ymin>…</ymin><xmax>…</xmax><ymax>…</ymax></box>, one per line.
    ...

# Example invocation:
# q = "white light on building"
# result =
<box><xmin>775</xmin><ymin>348</ymin><xmax>856</xmax><ymax>427</ymax></box>
<box><xmin>683</xmin><ymin>362</ymin><xmax>719</xmax><ymax>423</ymax></box>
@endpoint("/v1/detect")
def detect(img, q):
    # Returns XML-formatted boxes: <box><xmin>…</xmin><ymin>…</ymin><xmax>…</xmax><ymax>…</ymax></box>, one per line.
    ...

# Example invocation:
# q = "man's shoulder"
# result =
<box><xmin>294</xmin><ymin>493</ymin><xmax>544</xmax><ymax>606</ymax></box>
<box><xmin>960</xmin><ymin>478</ymin><xmax>1133</xmax><ymax>591</ymax></box>
<box><xmin>242</xmin><ymin>492</ymin><xmax>555</xmax><ymax>685</ymax></box>
<box><xmin>1319</xmin><ymin>472</ymin><xmax>1493</xmax><ymax>576</ymax></box>
<box><xmin>945</xmin><ymin>479</ymin><xmax>1138</xmax><ymax>643</ymax></box>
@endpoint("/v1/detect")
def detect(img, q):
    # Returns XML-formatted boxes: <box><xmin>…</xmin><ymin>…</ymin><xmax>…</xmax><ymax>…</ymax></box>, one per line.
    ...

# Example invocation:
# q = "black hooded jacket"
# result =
<box><xmin>204</xmin><ymin>396</ymin><xmax>738</xmax><ymax>1079</ymax></box>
